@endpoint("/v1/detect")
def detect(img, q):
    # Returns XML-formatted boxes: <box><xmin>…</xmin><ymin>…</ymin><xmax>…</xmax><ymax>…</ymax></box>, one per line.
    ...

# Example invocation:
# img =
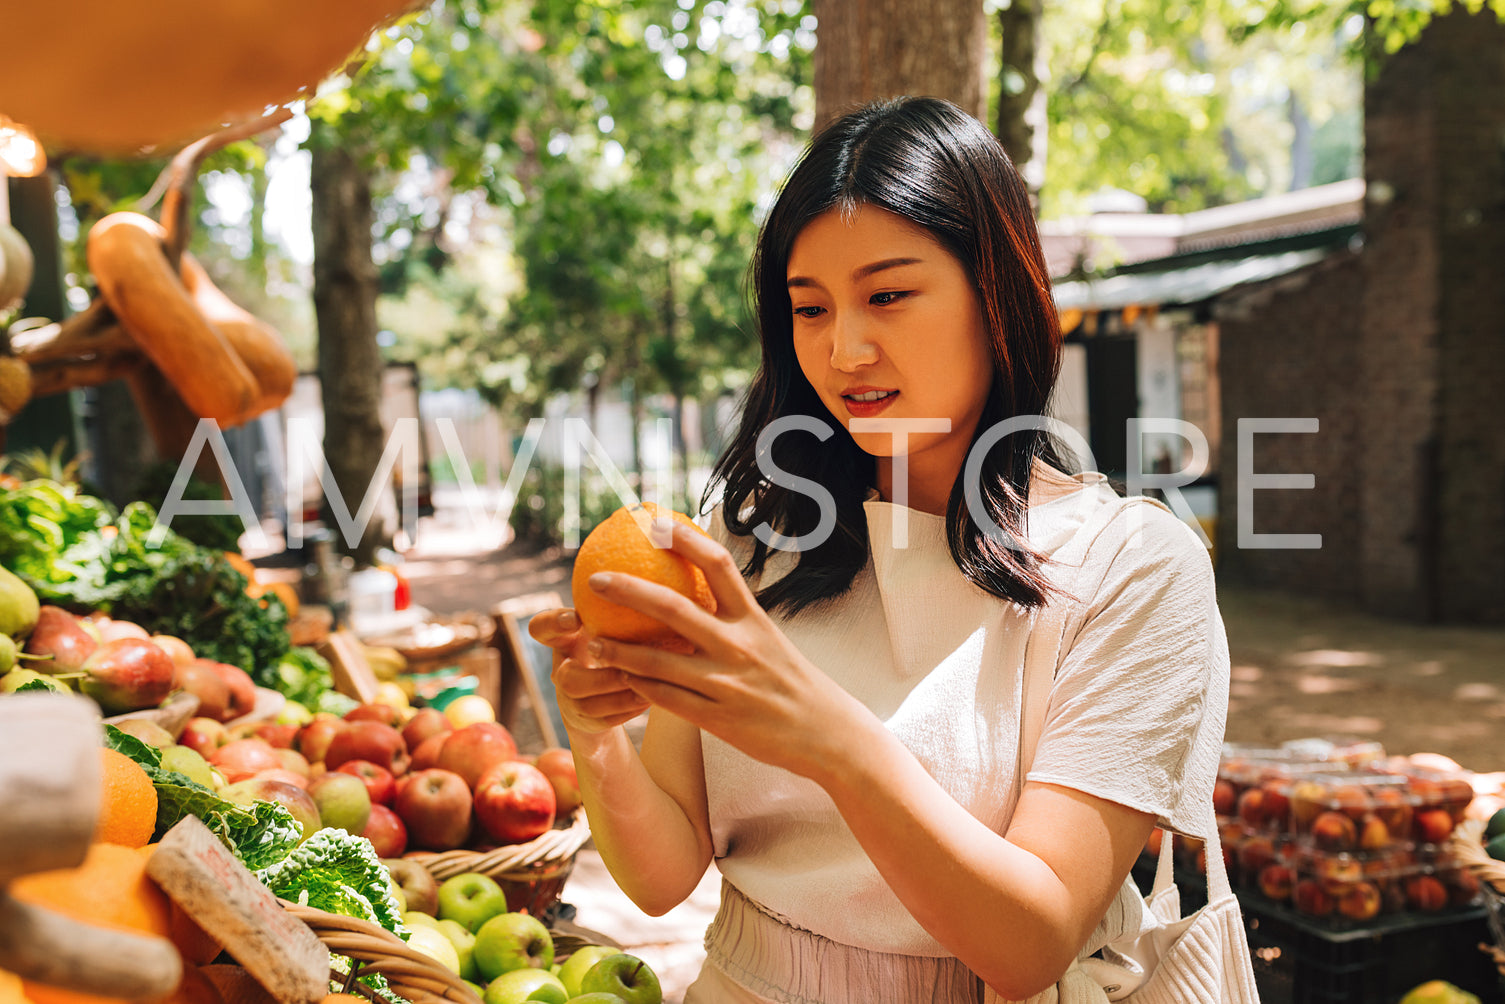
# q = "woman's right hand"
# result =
<box><xmin>528</xmin><ymin>608</ymin><xmax>650</xmax><ymax>735</ymax></box>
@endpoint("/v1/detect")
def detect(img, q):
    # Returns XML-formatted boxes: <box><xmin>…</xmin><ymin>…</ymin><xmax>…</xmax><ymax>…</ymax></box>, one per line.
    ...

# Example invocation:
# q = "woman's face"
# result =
<box><xmin>787</xmin><ymin>204</ymin><xmax>994</xmax><ymax>510</ymax></box>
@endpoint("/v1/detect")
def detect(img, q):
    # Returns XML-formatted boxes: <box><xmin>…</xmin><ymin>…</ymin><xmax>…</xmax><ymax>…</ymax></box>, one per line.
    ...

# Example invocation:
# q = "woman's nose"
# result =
<box><xmin>828</xmin><ymin>312</ymin><xmax>879</xmax><ymax>371</ymax></box>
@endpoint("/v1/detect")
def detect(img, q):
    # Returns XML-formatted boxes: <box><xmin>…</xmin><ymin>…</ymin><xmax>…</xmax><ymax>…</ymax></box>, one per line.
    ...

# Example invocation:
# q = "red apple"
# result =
<box><xmin>296</xmin><ymin>714</ymin><xmax>348</xmax><ymax>765</ymax></box>
<box><xmin>173</xmin><ymin>660</ymin><xmax>233</xmax><ymax>722</ymax></box>
<box><xmin>149</xmin><ymin>634</ymin><xmax>196</xmax><ymax>667</ymax></box>
<box><xmin>324</xmin><ymin>721</ymin><xmax>410</xmax><ymax>777</ymax></box>
<box><xmin>474</xmin><ymin>761</ymin><xmax>556</xmax><ymax>845</ymax></box>
<box><xmin>394</xmin><ymin>769</ymin><xmax>473</xmax><ymax>851</ymax></box>
<box><xmin>401</xmin><ymin>708</ymin><xmax>453</xmax><ymax>752</ymax></box>
<box><xmin>197</xmin><ymin>660</ymin><xmax>256</xmax><ymax>721</ymax></box>
<box><xmin>252</xmin><ymin>722</ymin><xmax>299</xmax><ymax>749</ymax></box>
<box><xmin>252</xmin><ymin>767</ymin><xmax>310</xmax><ymax>790</ymax></box>
<box><xmin>274</xmin><ymin>748</ymin><xmax>311</xmax><ymax>778</ymax></box>
<box><xmin>362</xmin><ymin>803</ymin><xmax>408</xmax><ymax>858</ymax></box>
<box><xmin>532</xmin><ymin>748</ymin><xmax>581</xmax><ymax>815</ymax></box>
<box><xmin>410</xmin><ymin>733</ymin><xmax>448</xmax><ymax>772</ymax></box>
<box><xmin>80</xmin><ymin>638</ymin><xmax>175</xmax><ymax>714</ymax></box>
<box><xmin>210</xmin><ymin>738</ymin><xmax>282</xmax><ymax>784</ymax></box>
<box><xmin>337</xmin><ymin>759</ymin><xmax>397</xmax><ymax>805</ymax></box>
<box><xmin>24</xmin><ymin>606</ymin><xmax>97</xmax><ymax>671</ymax></box>
<box><xmin>221</xmin><ymin>778</ymin><xmax>321</xmax><ymax>843</ymax></box>
<box><xmin>345</xmin><ymin>703</ymin><xmax>402</xmax><ymax>727</ymax></box>
<box><xmin>96</xmin><ymin>618</ymin><xmax>151</xmax><ymax>642</ymax></box>
<box><xmin>179</xmin><ymin>717</ymin><xmax>230</xmax><ymax>759</ymax></box>
<box><xmin>437</xmin><ymin>723</ymin><xmax>519</xmax><ymax>791</ymax></box>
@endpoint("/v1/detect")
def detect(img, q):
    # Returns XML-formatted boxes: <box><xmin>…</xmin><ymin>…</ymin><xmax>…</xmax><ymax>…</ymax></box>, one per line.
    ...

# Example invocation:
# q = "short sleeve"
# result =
<box><xmin>1026</xmin><ymin>504</ymin><xmax>1229</xmax><ymax>839</ymax></box>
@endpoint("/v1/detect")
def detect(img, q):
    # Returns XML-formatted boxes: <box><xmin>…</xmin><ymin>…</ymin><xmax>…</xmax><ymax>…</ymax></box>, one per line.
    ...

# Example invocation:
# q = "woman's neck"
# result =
<box><xmin>874</xmin><ymin>456</ymin><xmax>1083</xmax><ymax>515</ymax></box>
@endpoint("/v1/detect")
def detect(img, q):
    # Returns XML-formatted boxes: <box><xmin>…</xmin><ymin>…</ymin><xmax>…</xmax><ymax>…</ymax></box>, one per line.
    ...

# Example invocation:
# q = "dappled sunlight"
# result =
<box><xmin>401</xmin><ymin>558</ymin><xmax>478</xmax><ymax>580</ymax></box>
<box><xmin>1295</xmin><ymin>673</ymin><xmax>1365</xmax><ymax>695</ymax></box>
<box><xmin>1285</xmin><ymin>713</ymin><xmax>1384</xmax><ymax>735</ymax></box>
<box><xmin>1412</xmin><ymin>660</ymin><xmax>1446</xmax><ymax>677</ymax></box>
<box><xmin>1231</xmin><ymin>664</ymin><xmax>1263</xmax><ymax>681</ymax></box>
<box><xmin>1286</xmin><ymin>648</ymin><xmax>1384</xmax><ymax>668</ymax></box>
<box><xmin>1454</xmin><ymin>681</ymin><xmax>1502</xmax><ymax>701</ymax></box>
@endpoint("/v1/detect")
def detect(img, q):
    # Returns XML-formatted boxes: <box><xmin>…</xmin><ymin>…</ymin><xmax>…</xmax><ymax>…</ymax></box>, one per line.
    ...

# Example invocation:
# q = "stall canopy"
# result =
<box><xmin>1052</xmin><ymin>246</ymin><xmax>1334</xmax><ymax>312</ymax></box>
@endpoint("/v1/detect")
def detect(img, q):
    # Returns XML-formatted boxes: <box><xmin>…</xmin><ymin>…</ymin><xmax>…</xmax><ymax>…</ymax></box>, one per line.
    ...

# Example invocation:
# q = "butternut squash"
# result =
<box><xmin>87</xmin><ymin>212</ymin><xmax>259</xmax><ymax>424</ymax></box>
<box><xmin>0</xmin><ymin>0</ymin><xmax>422</xmax><ymax>152</ymax></box>
<box><xmin>179</xmin><ymin>252</ymin><xmax>298</xmax><ymax>419</ymax></box>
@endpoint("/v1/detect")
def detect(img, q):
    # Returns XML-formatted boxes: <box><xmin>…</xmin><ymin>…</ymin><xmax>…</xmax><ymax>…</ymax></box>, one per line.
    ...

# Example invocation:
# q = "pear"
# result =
<box><xmin>0</xmin><ymin>566</ymin><xmax>39</xmax><ymax>639</ymax></box>
<box><xmin>24</xmin><ymin>605</ymin><xmax>96</xmax><ymax>672</ymax></box>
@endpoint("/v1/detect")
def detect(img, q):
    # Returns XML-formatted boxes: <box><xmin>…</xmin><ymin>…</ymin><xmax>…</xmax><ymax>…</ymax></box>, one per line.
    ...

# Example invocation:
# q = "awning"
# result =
<box><xmin>1051</xmin><ymin>247</ymin><xmax>1331</xmax><ymax>311</ymax></box>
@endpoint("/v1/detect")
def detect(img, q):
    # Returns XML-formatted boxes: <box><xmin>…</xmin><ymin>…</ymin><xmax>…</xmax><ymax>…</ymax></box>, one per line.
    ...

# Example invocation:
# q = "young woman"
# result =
<box><xmin>530</xmin><ymin>96</ymin><xmax>1229</xmax><ymax>1003</ymax></box>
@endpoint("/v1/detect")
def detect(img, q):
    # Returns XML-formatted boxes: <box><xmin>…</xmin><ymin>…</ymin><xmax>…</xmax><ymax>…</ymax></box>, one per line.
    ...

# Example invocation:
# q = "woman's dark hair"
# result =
<box><xmin>704</xmin><ymin>95</ymin><xmax>1070</xmax><ymax>615</ymax></box>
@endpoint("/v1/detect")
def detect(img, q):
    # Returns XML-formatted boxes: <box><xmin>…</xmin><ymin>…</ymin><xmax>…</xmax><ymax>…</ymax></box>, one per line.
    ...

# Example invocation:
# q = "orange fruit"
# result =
<box><xmin>12</xmin><ymin>843</ymin><xmax>175</xmax><ymax>1004</ymax></box>
<box><xmin>97</xmin><ymin>748</ymin><xmax>159</xmax><ymax>848</ymax></box>
<box><xmin>571</xmin><ymin>503</ymin><xmax>717</xmax><ymax>649</ymax></box>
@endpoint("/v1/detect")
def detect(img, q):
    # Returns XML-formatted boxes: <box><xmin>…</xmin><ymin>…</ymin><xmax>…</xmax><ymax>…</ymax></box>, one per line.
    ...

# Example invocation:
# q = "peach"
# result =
<box><xmin>1258</xmin><ymin>863</ymin><xmax>1295</xmax><ymax>902</ymax></box>
<box><xmin>1236</xmin><ymin>836</ymin><xmax>1277</xmax><ymax>877</ymax></box>
<box><xmin>1260</xmin><ymin>782</ymin><xmax>1292</xmax><ymax>828</ymax></box>
<box><xmin>1337</xmin><ymin>881</ymin><xmax>1382</xmax><ymax>921</ymax></box>
<box><xmin>1369</xmin><ymin>787</ymin><xmax>1413</xmax><ymax>834</ymax></box>
<box><xmin>1330</xmin><ymin>784</ymin><xmax>1372</xmax><ymax>822</ymax></box>
<box><xmin>1310</xmin><ymin>811</ymin><xmax>1358</xmax><ymax>853</ymax></box>
<box><xmin>1315</xmin><ymin>854</ymin><xmax>1363</xmax><ymax>896</ymax></box>
<box><xmin>1293</xmin><ymin>878</ymin><xmax>1334</xmax><ymax>917</ymax></box>
<box><xmin>1358</xmin><ymin>814</ymin><xmax>1391</xmax><ymax>851</ymax></box>
<box><xmin>1413</xmin><ymin>808</ymin><xmax>1455</xmax><ymax>845</ymax></box>
<box><xmin>1236</xmin><ymin>788</ymin><xmax>1267</xmax><ymax>829</ymax></box>
<box><xmin>1404</xmin><ymin>874</ymin><xmax>1448</xmax><ymax>912</ymax></box>
<box><xmin>1289</xmin><ymin>781</ymin><xmax>1329</xmax><ymax>830</ymax></box>
<box><xmin>1213</xmin><ymin>779</ymin><xmax>1238</xmax><ymax>817</ymax></box>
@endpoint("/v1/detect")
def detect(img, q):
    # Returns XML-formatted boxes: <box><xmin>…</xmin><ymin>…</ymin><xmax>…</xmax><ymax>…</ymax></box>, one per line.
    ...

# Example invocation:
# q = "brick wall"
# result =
<box><xmin>1216</xmin><ymin>8</ymin><xmax>1505</xmax><ymax>623</ymax></box>
<box><xmin>1361</xmin><ymin>8</ymin><xmax>1505</xmax><ymax>622</ymax></box>
<box><xmin>1215</xmin><ymin>252</ymin><xmax>1364</xmax><ymax>598</ymax></box>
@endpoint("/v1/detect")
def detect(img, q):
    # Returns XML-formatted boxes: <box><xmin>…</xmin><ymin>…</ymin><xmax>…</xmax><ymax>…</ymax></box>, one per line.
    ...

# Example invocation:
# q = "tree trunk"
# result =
<box><xmin>1288</xmin><ymin>90</ymin><xmax>1313</xmax><ymax>191</ymax></box>
<box><xmin>310</xmin><ymin>129</ymin><xmax>387</xmax><ymax>567</ymax></box>
<box><xmin>996</xmin><ymin>0</ymin><xmax>1046</xmax><ymax>201</ymax></box>
<box><xmin>811</xmin><ymin>0</ymin><xmax>988</xmax><ymax>131</ymax></box>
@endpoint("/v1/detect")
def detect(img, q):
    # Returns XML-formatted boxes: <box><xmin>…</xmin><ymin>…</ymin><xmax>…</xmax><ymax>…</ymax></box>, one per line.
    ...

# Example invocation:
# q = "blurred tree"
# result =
<box><xmin>810</xmin><ymin>0</ymin><xmax>989</xmax><ymax>128</ymax></box>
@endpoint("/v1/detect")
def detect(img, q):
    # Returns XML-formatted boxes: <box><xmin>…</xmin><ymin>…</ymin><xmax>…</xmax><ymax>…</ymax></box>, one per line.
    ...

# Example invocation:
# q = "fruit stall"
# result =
<box><xmin>0</xmin><ymin>485</ymin><xmax>682</xmax><ymax>1004</ymax></box>
<box><xmin>1138</xmin><ymin>738</ymin><xmax>1505</xmax><ymax>1003</ymax></box>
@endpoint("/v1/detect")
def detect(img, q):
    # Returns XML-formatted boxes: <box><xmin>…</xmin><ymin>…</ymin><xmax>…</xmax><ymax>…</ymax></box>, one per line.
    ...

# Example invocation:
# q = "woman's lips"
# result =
<box><xmin>842</xmin><ymin>389</ymin><xmax>898</xmax><ymax>418</ymax></box>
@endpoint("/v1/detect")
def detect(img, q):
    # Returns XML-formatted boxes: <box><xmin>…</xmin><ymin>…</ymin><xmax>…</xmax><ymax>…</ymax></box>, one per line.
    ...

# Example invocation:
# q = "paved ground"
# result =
<box><xmin>397</xmin><ymin>513</ymin><xmax>1505</xmax><ymax>1001</ymax></box>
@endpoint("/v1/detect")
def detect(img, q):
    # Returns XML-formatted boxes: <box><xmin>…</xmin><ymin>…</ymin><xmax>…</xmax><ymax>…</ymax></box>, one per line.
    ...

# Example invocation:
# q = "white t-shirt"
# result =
<box><xmin>700</xmin><ymin>476</ymin><xmax>1230</xmax><ymax>957</ymax></box>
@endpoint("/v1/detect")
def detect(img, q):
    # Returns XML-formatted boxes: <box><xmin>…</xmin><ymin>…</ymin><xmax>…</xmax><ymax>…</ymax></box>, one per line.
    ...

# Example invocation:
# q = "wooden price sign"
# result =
<box><xmin>146</xmin><ymin>815</ymin><xmax>330</xmax><ymax>1004</ymax></box>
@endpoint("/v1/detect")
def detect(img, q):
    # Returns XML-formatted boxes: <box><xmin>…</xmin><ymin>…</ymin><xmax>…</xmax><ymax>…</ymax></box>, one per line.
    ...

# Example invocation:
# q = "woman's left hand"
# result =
<box><xmin>581</xmin><ymin>520</ymin><xmax>865</xmax><ymax>780</ymax></box>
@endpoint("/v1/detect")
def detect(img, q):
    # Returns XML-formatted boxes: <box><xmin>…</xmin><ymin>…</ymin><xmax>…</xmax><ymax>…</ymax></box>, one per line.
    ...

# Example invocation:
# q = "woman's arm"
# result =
<box><xmin>530</xmin><ymin>613</ymin><xmax>714</xmax><ymax>916</ymax></box>
<box><xmin>584</xmin><ymin>521</ymin><xmax>1170</xmax><ymax>999</ymax></box>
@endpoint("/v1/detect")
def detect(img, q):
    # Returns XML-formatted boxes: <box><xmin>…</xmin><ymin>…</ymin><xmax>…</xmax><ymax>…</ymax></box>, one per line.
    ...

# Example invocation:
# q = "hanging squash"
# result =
<box><xmin>0</xmin><ymin>0</ymin><xmax>426</xmax><ymax>153</ymax></box>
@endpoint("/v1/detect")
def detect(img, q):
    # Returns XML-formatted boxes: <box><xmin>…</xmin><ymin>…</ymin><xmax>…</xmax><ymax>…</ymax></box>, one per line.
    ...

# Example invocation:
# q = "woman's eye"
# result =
<box><xmin>792</xmin><ymin>305</ymin><xmax>824</xmax><ymax>318</ymax></box>
<box><xmin>870</xmin><ymin>290</ymin><xmax>911</xmax><ymax>306</ymax></box>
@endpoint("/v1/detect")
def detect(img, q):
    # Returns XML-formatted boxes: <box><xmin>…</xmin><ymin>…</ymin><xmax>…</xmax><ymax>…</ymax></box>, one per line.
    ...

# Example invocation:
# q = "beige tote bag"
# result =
<box><xmin>990</xmin><ymin>495</ymin><xmax>1261</xmax><ymax>1004</ymax></box>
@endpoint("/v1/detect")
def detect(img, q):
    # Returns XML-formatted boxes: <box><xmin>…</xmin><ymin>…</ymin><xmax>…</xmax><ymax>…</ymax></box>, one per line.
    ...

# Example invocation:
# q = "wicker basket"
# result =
<box><xmin>405</xmin><ymin>808</ymin><xmax>591</xmax><ymax>918</ymax></box>
<box><xmin>281</xmin><ymin>900</ymin><xmax>483</xmax><ymax>1004</ymax></box>
<box><xmin>1444</xmin><ymin>817</ymin><xmax>1505</xmax><ymax>980</ymax></box>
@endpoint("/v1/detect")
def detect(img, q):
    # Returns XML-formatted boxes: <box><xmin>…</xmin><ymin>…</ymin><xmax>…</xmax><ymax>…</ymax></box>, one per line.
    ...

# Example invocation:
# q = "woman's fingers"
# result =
<box><xmin>528</xmin><ymin>608</ymin><xmax>582</xmax><ymax>646</ymax></box>
<box><xmin>585</xmin><ymin>573</ymin><xmax>724</xmax><ymax>652</ymax></box>
<box><xmin>665</xmin><ymin>521</ymin><xmax>753</xmax><ymax>620</ymax></box>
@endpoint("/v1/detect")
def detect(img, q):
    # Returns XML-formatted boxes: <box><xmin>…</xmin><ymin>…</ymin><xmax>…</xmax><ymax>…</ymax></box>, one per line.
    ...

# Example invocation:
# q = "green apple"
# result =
<box><xmin>307</xmin><ymin>770</ymin><xmax>372</xmax><ymax>835</ymax></box>
<box><xmin>464</xmin><ymin>981</ymin><xmax>486</xmax><ymax>999</ymax></box>
<box><xmin>473</xmin><ymin>912</ymin><xmax>553</xmax><ymax>983</ymax></box>
<box><xmin>483</xmin><ymin>968</ymin><xmax>567</xmax><ymax>1004</ymax></box>
<box><xmin>159</xmin><ymin>745</ymin><xmax>218</xmax><ymax>790</ymax></box>
<box><xmin>565</xmin><ymin>995</ymin><xmax>629</xmax><ymax>1003</ymax></box>
<box><xmin>556</xmin><ymin>946</ymin><xmax>619</xmax><ymax>998</ymax></box>
<box><xmin>580</xmin><ymin>955</ymin><xmax>660</xmax><ymax>1004</ymax></box>
<box><xmin>407</xmin><ymin>925</ymin><xmax>462</xmax><ymax>975</ymax></box>
<box><xmin>403</xmin><ymin>911</ymin><xmax>445</xmax><ymax>932</ymax></box>
<box><xmin>277</xmin><ymin>699</ymin><xmax>314</xmax><ymax>726</ymax></box>
<box><xmin>437</xmin><ymin>873</ymin><xmax>511</xmax><ymax>933</ymax></box>
<box><xmin>437</xmin><ymin>918</ymin><xmax>479</xmax><ymax>982</ymax></box>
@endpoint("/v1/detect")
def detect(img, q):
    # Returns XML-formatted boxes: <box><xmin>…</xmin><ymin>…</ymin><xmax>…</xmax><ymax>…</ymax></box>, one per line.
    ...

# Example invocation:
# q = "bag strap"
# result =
<box><xmin>1015</xmin><ymin>492</ymin><xmax>1238</xmax><ymax>907</ymax></box>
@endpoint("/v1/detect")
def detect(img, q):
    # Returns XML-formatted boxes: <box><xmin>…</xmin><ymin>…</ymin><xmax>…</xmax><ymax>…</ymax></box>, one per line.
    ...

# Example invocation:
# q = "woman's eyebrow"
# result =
<box><xmin>786</xmin><ymin>257</ymin><xmax>925</xmax><ymax>288</ymax></box>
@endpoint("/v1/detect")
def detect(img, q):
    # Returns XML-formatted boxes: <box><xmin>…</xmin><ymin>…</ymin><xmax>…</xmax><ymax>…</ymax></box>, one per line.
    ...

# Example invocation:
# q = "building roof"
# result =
<box><xmin>1040</xmin><ymin>177</ymin><xmax>1365</xmax><ymax>278</ymax></box>
<box><xmin>1052</xmin><ymin>246</ymin><xmax>1333</xmax><ymax>311</ymax></box>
